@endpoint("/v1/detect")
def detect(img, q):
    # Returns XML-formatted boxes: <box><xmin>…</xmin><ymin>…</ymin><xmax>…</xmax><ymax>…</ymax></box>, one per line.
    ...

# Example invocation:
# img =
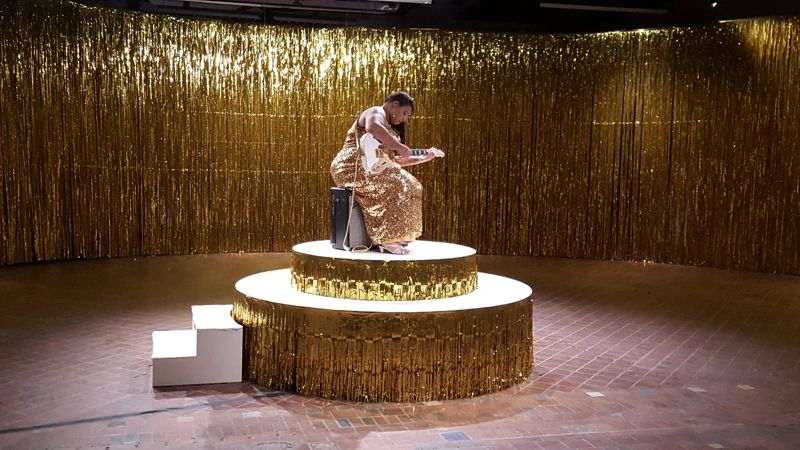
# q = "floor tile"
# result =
<box><xmin>441</xmin><ymin>431</ymin><xmax>470</xmax><ymax>441</ymax></box>
<box><xmin>0</xmin><ymin>253</ymin><xmax>799</xmax><ymax>449</ymax></box>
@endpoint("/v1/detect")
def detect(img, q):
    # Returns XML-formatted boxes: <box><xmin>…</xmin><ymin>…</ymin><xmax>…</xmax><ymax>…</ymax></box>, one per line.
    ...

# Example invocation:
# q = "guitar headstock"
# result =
<box><xmin>429</xmin><ymin>147</ymin><xmax>445</xmax><ymax>158</ymax></box>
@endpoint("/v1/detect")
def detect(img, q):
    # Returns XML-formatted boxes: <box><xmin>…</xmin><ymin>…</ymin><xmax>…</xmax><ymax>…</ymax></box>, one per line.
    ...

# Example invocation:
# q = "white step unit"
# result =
<box><xmin>151</xmin><ymin>304</ymin><xmax>243</xmax><ymax>387</ymax></box>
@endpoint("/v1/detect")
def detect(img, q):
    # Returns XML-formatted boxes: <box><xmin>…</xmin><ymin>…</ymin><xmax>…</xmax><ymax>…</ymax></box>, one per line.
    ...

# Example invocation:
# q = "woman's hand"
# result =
<box><xmin>393</xmin><ymin>143</ymin><xmax>412</xmax><ymax>159</ymax></box>
<box><xmin>379</xmin><ymin>143</ymin><xmax>411</xmax><ymax>160</ymax></box>
<box><xmin>396</xmin><ymin>149</ymin><xmax>436</xmax><ymax>167</ymax></box>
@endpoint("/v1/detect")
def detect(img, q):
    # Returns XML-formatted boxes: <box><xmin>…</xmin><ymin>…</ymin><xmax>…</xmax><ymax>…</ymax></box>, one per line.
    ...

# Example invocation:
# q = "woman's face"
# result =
<box><xmin>391</xmin><ymin>103</ymin><xmax>414</xmax><ymax>125</ymax></box>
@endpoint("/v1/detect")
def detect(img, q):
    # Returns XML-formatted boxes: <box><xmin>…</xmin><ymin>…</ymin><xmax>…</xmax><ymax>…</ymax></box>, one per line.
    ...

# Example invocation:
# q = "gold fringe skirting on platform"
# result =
<box><xmin>232</xmin><ymin>294</ymin><xmax>533</xmax><ymax>402</ymax></box>
<box><xmin>290</xmin><ymin>251</ymin><xmax>478</xmax><ymax>301</ymax></box>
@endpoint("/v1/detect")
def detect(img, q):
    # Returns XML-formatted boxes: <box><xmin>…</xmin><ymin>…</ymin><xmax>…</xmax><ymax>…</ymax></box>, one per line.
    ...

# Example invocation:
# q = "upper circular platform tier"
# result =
<box><xmin>290</xmin><ymin>240</ymin><xmax>477</xmax><ymax>301</ymax></box>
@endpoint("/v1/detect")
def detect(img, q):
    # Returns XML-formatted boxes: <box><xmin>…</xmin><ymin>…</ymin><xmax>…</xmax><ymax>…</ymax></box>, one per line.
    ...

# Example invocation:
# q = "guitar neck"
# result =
<box><xmin>409</xmin><ymin>149</ymin><xmax>429</xmax><ymax>156</ymax></box>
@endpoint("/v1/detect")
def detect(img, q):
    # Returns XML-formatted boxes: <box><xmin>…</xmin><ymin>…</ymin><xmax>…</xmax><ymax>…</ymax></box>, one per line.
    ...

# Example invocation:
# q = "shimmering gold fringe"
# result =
<box><xmin>2</xmin><ymin>0</ymin><xmax>799</xmax><ymax>276</ymax></box>
<box><xmin>290</xmin><ymin>251</ymin><xmax>477</xmax><ymax>300</ymax></box>
<box><xmin>232</xmin><ymin>294</ymin><xmax>533</xmax><ymax>402</ymax></box>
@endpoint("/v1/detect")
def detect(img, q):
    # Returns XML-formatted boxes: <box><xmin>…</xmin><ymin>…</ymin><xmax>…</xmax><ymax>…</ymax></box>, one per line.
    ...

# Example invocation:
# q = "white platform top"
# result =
<box><xmin>191</xmin><ymin>304</ymin><xmax>242</xmax><ymax>330</ymax></box>
<box><xmin>292</xmin><ymin>240</ymin><xmax>476</xmax><ymax>261</ymax></box>
<box><xmin>152</xmin><ymin>329</ymin><xmax>197</xmax><ymax>359</ymax></box>
<box><xmin>236</xmin><ymin>269</ymin><xmax>531</xmax><ymax>313</ymax></box>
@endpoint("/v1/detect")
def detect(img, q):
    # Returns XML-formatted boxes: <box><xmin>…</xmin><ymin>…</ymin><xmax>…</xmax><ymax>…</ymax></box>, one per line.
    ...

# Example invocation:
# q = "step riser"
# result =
<box><xmin>152</xmin><ymin>305</ymin><xmax>243</xmax><ymax>387</ymax></box>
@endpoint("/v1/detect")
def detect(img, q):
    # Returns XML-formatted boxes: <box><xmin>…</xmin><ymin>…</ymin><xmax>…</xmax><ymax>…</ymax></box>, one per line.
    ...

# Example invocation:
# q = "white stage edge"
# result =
<box><xmin>236</xmin><ymin>269</ymin><xmax>532</xmax><ymax>313</ymax></box>
<box><xmin>292</xmin><ymin>240</ymin><xmax>476</xmax><ymax>261</ymax></box>
<box><xmin>152</xmin><ymin>304</ymin><xmax>243</xmax><ymax>387</ymax></box>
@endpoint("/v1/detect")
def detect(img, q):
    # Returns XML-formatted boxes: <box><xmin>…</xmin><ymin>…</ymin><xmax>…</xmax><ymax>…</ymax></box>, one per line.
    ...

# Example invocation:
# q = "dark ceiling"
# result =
<box><xmin>74</xmin><ymin>0</ymin><xmax>800</xmax><ymax>33</ymax></box>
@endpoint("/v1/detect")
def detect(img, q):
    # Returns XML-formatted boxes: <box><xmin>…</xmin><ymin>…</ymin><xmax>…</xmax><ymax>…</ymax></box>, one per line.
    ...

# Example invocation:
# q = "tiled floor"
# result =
<box><xmin>0</xmin><ymin>252</ymin><xmax>799</xmax><ymax>449</ymax></box>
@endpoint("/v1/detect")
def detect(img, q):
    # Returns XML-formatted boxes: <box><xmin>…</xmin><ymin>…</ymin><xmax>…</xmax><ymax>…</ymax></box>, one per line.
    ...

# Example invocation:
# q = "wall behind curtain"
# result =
<box><xmin>1</xmin><ymin>1</ymin><xmax>798</xmax><ymax>274</ymax></box>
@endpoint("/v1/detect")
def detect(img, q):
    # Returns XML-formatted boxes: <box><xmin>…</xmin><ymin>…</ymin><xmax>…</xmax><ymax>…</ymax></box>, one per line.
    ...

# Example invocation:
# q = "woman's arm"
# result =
<box><xmin>362</xmin><ymin>108</ymin><xmax>411</xmax><ymax>158</ymax></box>
<box><xmin>395</xmin><ymin>151</ymin><xmax>435</xmax><ymax>167</ymax></box>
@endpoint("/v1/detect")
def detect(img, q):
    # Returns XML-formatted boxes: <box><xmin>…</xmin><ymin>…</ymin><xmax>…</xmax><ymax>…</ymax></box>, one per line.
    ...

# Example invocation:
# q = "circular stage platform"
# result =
<box><xmin>291</xmin><ymin>240</ymin><xmax>478</xmax><ymax>300</ymax></box>
<box><xmin>232</xmin><ymin>241</ymin><xmax>533</xmax><ymax>403</ymax></box>
<box><xmin>238</xmin><ymin>269</ymin><xmax>529</xmax><ymax>313</ymax></box>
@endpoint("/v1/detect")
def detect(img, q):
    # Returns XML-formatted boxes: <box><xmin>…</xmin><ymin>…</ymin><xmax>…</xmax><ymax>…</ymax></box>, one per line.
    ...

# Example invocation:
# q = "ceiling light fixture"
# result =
<box><xmin>539</xmin><ymin>2</ymin><xmax>668</xmax><ymax>15</ymax></box>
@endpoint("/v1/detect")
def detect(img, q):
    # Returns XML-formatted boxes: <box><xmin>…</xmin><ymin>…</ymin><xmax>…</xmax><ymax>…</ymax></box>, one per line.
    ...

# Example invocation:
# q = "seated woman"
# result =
<box><xmin>330</xmin><ymin>92</ymin><xmax>435</xmax><ymax>255</ymax></box>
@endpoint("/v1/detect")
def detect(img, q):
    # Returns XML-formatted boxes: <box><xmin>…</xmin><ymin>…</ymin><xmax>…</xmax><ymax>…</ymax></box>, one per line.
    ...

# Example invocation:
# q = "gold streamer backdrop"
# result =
<box><xmin>1</xmin><ymin>1</ymin><xmax>799</xmax><ymax>274</ymax></box>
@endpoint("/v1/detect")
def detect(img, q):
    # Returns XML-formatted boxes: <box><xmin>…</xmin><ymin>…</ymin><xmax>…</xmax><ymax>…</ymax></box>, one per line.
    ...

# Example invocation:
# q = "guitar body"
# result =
<box><xmin>359</xmin><ymin>133</ymin><xmax>445</xmax><ymax>174</ymax></box>
<box><xmin>359</xmin><ymin>133</ymin><xmax>395</xmax><ymax>174</ymax></box>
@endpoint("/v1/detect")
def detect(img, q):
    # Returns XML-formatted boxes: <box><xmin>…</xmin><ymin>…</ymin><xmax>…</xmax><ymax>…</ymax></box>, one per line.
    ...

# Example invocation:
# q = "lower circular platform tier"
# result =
<box><xmin>233</xmin><ymin>269</ymin><xmax>533</xmax><ymax>402</ymax></box>
<box><xmin>290</xmin><ymin>240</ymin><xmax>477</xmax><ymax>301</ymax></box>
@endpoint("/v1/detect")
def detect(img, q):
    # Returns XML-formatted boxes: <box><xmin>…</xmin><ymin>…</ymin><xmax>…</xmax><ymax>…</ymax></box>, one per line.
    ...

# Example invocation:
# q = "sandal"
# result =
<box><xmin>378</xmin><ymin>242</ymin><xmax>411</xmax><ymax>255</ymax></box>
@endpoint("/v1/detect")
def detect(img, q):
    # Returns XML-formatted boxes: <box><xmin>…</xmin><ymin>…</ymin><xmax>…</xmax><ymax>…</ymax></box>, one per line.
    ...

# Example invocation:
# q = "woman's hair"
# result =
<box><xmin>384</xmin><ymin>92</ymin><xmax>415</xmax><ymax>144</ymax></box>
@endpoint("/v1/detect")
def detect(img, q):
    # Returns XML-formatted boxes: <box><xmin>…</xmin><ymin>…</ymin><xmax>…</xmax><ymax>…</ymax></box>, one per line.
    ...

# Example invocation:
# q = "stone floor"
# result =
<box><xmin>0</xmin><ymin>251</ymin><xmax>798</xmax><ymax>450</ymax></box>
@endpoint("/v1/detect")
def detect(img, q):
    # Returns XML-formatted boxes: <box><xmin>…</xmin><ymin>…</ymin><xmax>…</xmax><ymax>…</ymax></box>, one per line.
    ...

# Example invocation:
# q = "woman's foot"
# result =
<box><xmin>378</xmin><ymin>242</ymin><xmax>410</xmax><ymax>255</ymax></box>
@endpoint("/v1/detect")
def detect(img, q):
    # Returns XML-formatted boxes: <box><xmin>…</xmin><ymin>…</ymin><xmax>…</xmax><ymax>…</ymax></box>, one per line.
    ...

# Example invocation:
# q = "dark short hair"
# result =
<box><xmin>385</xmin><ymin>91</ymin><xmax>415</xmax><ymax>114</ymax></box>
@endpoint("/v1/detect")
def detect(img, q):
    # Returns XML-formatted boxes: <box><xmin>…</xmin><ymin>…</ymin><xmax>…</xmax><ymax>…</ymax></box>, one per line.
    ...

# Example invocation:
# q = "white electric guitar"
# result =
<box><xmin>359</xmin><ymin>133</ymin><xmax>445</xmax><ymax>174</ymax></box>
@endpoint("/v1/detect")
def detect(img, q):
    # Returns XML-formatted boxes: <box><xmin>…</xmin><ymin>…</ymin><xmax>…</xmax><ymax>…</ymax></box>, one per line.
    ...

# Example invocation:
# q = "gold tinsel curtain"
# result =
<box><xmin>1</xmin><ymin>1</ymin><xmax>798</xmax><ymax>274</ymax></box>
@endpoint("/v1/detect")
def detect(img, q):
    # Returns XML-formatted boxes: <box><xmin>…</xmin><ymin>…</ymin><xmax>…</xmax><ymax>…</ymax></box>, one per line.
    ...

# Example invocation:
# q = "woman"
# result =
<box><xmin>330</xmin><ymin>92</ymin><xmax>435</xmax><ymax>255</ymax></box>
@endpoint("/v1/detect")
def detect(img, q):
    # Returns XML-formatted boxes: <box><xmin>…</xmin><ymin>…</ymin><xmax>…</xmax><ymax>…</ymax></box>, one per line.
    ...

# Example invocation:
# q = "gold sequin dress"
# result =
<box><xmin>330</xmin><ymin>121</ymin><xmax>423</xmax><ymax>245</ymax></box>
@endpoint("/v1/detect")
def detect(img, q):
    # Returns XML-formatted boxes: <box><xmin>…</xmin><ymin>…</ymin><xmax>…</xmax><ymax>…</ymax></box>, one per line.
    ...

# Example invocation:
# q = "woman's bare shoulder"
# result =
<box><xmin>357</xmin><ymin>106</ymin><xmax>385</xmax><ymax>126</ymax></box>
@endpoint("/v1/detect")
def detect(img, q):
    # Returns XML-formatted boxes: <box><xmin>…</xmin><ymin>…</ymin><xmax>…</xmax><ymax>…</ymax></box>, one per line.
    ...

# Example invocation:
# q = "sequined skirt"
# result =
<box><xmin>330</xmin><ymin>124</ymin><xmax>423</xmax><ymax>245</ymax></box>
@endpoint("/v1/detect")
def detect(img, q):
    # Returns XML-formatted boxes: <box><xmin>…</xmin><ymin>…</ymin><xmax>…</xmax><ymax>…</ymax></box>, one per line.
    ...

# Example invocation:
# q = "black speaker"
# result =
<box><xmin>330</xmin><ymin>187</ymin><xmax>351</xmax><ymax>250</ymax></box>
<box><xmin>330</xmin><ymin>187</ymin><xmax>373</xmax><ymax>250</ymax></box>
